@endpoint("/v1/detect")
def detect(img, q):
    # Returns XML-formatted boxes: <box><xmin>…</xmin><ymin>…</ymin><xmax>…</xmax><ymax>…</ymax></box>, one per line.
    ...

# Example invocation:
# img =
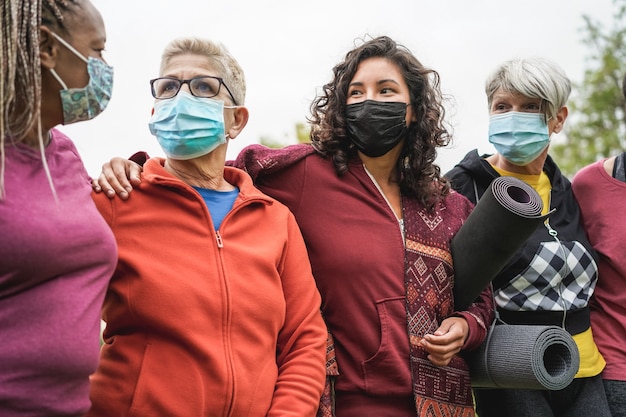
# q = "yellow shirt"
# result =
<box><xmin>491</xmin><ymin>165</ymin><xmax>605</xmax><ymax>378</ymax></box>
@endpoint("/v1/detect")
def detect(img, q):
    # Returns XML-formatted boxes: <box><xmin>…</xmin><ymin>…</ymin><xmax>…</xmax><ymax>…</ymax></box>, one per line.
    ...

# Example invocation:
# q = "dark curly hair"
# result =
<box><xmin>309</xmin><ymin>35</ymin><xmax>451</xmax><ymax>208</ymax></box>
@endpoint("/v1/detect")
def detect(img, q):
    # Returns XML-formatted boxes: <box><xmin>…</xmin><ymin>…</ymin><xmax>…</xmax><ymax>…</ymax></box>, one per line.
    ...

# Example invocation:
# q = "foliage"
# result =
<box><xmin>552</xmin><ymin>0</ymin><xmax>626</xmax><ymax>176</ymax></box>
<box><xmin>295</xmin><ymin>122</ymin><xmax>311</xmax><ymax>144</ymax></box>
<box><xmin>259</xmin><ymin>122</ymin><xmax>310</xmax><ymax>148</ymax></box>
<box><xmin>259</xmin><ymin>136</ymin><xmax>286</xmax><ymax>149</ymax></box>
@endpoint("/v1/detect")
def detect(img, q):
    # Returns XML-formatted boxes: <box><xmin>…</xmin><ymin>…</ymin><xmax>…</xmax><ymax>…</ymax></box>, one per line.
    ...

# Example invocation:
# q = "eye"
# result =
<box><xmin>191</xmin><ymin>77</ymin><xmax>220</xmax><ymax>97</ymax></box>
<box><xmin>163</xmin><ymin>81</ymin><xmax>178</xmax><ymax>92</ymax></box>
<box><xmin>156</xmin><ymin>80</ymin><xmax>179</xmax><ymax>96</ymax></box>
<box><xmin>525</xmin><ymin>103</ymin><xmax>541</xmax><ymax>111</ymax></box>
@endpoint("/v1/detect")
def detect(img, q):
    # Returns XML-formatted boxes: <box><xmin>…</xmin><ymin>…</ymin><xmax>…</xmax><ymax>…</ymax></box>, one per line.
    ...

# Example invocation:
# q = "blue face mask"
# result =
<box><xmin>49</xmin><ymin>32</ymin><xmax>114</xmax><ymax>125</ymax></box>
<box><xmin>488</xmin><ymin>111</ymin><xmax>550</xmax><ymax>166</ymax></box>
<box><xmin>149</xmin><ymin>91</ymin><xmax>230</xmax><ymax>160</ymax></box>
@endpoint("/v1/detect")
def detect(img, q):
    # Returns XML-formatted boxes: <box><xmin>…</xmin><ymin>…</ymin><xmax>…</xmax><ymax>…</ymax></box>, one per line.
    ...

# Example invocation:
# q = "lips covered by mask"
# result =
<box><xmin>488</xmin><ymin>111</ymin><xmax>551</xmax><ymax>166</ymax></box>
<box><xmin>148</xmin><ymin>91</ymin><xmax>227</xmax><ymax>160</ymax></box>
<box><xmin>49</xmin><ymin>32</ymin><xmax>113</xmax><ymax>125</ymax></box>
<box><xmin>345</xmin><ymin>100</ymin><xmax>409</xmax><ymax>157</ymax></box>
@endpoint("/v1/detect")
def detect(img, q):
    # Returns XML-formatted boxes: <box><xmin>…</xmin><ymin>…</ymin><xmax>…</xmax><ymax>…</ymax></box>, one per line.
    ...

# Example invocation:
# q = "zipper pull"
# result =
<box><xmin>215</xmin><ymin>231</ymin><xmax>224</xmax><ymax>248</ymax></box>
<box><xmin>544</xmin><ymin>219</ymin><xmax>558</xmax><ymax>238</ymax></box>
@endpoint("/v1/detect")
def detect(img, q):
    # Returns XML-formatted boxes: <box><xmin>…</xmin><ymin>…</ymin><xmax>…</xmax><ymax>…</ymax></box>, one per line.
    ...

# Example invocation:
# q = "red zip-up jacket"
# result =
<box><xmin>88</xmin><ymin>158</ymin><xmax>327</xmax><ymax>417</ymax></box>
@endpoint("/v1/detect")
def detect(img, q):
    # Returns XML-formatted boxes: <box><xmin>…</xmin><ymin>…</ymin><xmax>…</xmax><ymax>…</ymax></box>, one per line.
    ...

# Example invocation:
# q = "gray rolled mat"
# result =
<box><xmin>466</xmin><ymin>324</ymin><xmax>580</xmax><ymax>390</ymax></box>
<box><xmin>451</xmin><ymin>176</ymin><xmax>551</xmax><ymax>310</ymax></box>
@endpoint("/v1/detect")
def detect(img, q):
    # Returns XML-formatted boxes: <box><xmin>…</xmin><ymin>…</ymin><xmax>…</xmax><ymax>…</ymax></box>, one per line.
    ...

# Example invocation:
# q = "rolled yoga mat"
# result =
<box><xmin>451</xmin><ymin>176</ymin><xmax>550</xmax><ymax>310</ymax></box>
<box><xmin>466</xmin><ymin>324</ymin><xmax>580</xmax><ymax>390</ymax></box>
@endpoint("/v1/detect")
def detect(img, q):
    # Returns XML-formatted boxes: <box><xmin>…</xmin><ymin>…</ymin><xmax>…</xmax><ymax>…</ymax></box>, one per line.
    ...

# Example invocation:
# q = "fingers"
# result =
<box><xmin>91</xmin><ymin>178</ymin><xmax>102</xmax><ymax>193</ymax></box>
<box><xmin>128</xmin><ymin>163</ymin><xmax>143</xmax><ymax>186</ymax></box>
<box><xmin>421</xmin><ymin>336</ymin><xmax>461</xmax><ymax>366</ymax></box>
<box><xmin>420</xmin><ymin>318</ymin><xmax>469</xmax><ymax>366</ymax></box>
<box><xmin>97</xmin><ymin>157</ymin><xmax>143</xmax><ymax>200</ymax></box>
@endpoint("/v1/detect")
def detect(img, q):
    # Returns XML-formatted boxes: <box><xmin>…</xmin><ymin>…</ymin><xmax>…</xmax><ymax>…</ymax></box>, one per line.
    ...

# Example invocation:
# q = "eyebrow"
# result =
<box><xmin>349</xmin><ymin>79</ymin><xmax>401</xmax><ymax>87</ymax></box>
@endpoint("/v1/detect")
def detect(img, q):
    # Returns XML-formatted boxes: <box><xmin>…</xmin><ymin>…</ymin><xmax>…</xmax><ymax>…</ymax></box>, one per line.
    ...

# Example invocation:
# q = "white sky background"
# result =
<box><xmin>60</xmin><ymin>0</ymin><xmax>617</xmax><ymax>177</ymax></box>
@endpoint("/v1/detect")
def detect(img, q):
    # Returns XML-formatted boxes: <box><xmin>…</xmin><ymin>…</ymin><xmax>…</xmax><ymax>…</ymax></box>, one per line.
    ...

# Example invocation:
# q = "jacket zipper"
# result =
<box><xmin>210</xmin><ymin>197</ymin><xmax>267</xmax><ymax>416</ymax></box>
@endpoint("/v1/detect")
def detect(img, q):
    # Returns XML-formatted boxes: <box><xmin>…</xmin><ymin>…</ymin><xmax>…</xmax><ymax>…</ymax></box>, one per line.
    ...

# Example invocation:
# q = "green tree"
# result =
<box><xmin>552</xmin><ymin>0</ymin><xmax>626</xmax><ymax>176</ymax></box>
<box><xmin>295</xmin><ymin>122</ymin><xmax>311</xmax><ymax>144</ymax></box>
<box><xmin>259</xmin><ymin>122</ymin><xmax>310</xmax><ymax>148</ymax></box>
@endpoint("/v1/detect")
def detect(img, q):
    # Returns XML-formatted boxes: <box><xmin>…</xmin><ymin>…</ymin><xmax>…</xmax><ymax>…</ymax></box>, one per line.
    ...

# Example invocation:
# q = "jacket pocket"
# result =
<box><xmin>362</xmin><ymin>297</ymin><xmax>412</xmax><ymax>396</ymax></box>
<box><xmin>128</xmin><ymin>341</ymin><xmax>205</xmax><ymax>417</ymax></box>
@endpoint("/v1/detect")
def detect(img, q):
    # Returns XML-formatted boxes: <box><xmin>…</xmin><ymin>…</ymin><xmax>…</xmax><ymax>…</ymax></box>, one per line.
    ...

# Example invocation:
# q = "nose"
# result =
<box><xmin>180</xmin><ymin>80</ymin><xmax>193</xmax><ymax>94</ymax></box>
<box><xmin>364</xmin><ymin>91</ymin><xmax>377</xmax><ymax>101</ymax></box>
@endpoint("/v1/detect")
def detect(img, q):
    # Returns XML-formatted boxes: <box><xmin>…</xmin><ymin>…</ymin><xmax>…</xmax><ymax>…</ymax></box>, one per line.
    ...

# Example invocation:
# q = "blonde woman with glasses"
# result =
<box><xmin>86</xmin><ymin>37</ymin><xmax>327</xmax><ymax>417</ymax></box>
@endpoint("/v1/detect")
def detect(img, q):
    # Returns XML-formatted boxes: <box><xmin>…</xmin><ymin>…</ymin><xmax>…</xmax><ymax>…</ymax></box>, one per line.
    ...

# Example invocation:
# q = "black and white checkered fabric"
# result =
<box><xmin>495</xmin><ymin>240</ymin><xmax>598</xmax><ymax>311</ymax></box>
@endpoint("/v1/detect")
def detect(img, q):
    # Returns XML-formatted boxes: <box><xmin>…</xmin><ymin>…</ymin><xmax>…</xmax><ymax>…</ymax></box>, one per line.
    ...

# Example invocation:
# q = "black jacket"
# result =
<box><xmin>446</xmin><ymin>150</ymin><xmax>598</xmax><ymax>334</ymax></box>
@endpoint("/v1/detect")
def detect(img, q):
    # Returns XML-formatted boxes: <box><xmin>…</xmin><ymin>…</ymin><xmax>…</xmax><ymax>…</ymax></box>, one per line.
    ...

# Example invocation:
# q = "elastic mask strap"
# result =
<box><xmin>49</xmin><ymin>68</ymin><xmax>68</xmax><ymax>90</ymax></box>
<box><xmin>50</xmin><ymin>31</ymin><xmax>89</xmax><ymax>64</ymax></box>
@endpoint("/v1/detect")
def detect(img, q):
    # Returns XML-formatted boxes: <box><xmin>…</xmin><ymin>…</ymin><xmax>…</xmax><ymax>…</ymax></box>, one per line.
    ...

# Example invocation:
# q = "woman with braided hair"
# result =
<box><xmin>0</xmin><ymin>1</ymin><xmax>116</xmax><ymax>415</ymax></box>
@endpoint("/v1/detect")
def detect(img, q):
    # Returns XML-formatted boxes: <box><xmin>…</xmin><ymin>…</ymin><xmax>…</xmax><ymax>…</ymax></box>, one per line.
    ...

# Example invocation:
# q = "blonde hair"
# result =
<box><xmin>1</xmin><ymin>0</ymin><xmax>79</xmax><ymax>199</ymax></box>
<box><xmin>160</xmin><ymin>37</ymin><xmax>246</xmax><ymax>106</ymax></box>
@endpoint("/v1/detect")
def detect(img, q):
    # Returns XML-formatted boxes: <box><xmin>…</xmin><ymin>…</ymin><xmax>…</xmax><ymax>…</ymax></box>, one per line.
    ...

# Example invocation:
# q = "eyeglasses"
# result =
<box><xmin>150</xmin><ymin>76</ymin><xmax>238</xmax><ymax>105</ymax></box>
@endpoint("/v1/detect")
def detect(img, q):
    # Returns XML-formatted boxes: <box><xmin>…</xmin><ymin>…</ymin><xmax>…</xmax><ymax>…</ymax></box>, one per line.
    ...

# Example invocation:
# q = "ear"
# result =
<box><xmin>551</xmin><ymin>106</ymin><xmax>568</xmax><ymax>134</ymax></box>
<box><xmin>408</xmin><ymin>103</ymin><xmax>418</xmax><ymax>123</ymax></box>
<box><xmin>39</xmin><ymin>25</ymin><xmax>59</xmax><ymax>70</ymax></box>
<box><xmin>226</xmin><ymin>106</ymin><xmax>249</xmax><ymax>140</ymax></box>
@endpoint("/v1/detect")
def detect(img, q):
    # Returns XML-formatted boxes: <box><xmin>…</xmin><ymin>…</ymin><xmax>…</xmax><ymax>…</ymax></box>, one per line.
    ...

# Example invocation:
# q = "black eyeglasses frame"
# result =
<box><xmin>149</xmin><ymin>75</ymin><xmax>238</xmax><ymax>106</ymax></box>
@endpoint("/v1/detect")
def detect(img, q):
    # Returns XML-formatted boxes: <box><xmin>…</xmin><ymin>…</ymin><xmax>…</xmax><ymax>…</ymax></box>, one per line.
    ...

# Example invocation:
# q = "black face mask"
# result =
<box><xmin>345</xmin><ymin>100</ymin><xmax>409</xmax><ymax>157</ymax></box>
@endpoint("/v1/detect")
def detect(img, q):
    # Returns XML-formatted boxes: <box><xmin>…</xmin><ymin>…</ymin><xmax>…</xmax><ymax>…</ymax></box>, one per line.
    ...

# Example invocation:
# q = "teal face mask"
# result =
<box><xmin>49</xmin><ymin>32</ymin><xmax>113</xmax><ymax>125</ymax></box>
<box><xmin>149</xmin><ymin>91</ymin><xmax>230</xmax><ymax>160</ymax></box>
<box><xmin>488</xmin><ymin>111</ymin><xmax>550</xmax><ymax>166</ymax></box>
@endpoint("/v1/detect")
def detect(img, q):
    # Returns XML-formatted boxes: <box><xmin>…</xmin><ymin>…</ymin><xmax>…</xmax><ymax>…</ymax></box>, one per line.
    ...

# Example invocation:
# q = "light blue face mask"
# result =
<box><xmin>149</xmin><ymin>91</ymin><xmax>231</xmax><ymax>160</ymax></box>
<box><xmin>49</xmin><ymin>32</ymin><xmax>114</xmax><ymax>125</ymax></box>
<box><xmin>488</xmin><ymin>111</ymin><xmax>551</xmax><ymax>166</ymax></box>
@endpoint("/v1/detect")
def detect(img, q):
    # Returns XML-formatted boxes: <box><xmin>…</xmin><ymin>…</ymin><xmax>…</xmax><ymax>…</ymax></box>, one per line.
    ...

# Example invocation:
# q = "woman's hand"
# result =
<box><xmin>91</xmin><ymin>157</ymin><xmax>143</xmax><ymax>200</ymax></box>
<box><xmin>419</xmin><ymin>316</ymin><xmax>469</xmax><ymax>366</ymax></box>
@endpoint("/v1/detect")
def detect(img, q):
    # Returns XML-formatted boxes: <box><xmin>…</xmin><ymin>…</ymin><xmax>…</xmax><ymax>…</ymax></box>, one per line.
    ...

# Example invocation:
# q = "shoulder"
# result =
<box><xmin>442</xmin><ymin>190</ymin><xmax>474</xmax><ymax>218</ymax></box>
<box><xmin>231</xmin><ymin>144</ymin><xmax>319</xmax><ymax>181</ymax></box>
<box><xmin>602</xmin><ymin>156</ymin><xmax>616</xmax><ymax>176</ymax></box>
<box><xmin>445</xmin><ymin>149</ymin><xmax>485</xmax><ymax>186</ymax></box>
<box><xmin>49</xmin><ymin>128</ymin><xmax>90</xmax><ymax>179</ymax></box>
<box><xmin>224</xmin><ymin>166</ymin><xmax>288</xmax><ymax>207</ymax></box>
<box><xmin>50</xmin><ymin>128</ymin><xmax>80</xmax><ymax>156</ymax></box>
<box><xmin>572</xmin><ymin>159</ymin><xmax>605</xmax><ymax>192</ymax></box>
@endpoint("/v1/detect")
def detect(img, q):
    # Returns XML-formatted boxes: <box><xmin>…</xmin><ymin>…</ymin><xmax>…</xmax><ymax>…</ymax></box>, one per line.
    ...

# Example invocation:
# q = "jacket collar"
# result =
<box><xmin>142</xmin><ymin>157</ymin><xmax>275</xmax><ymax>206</ymax></box>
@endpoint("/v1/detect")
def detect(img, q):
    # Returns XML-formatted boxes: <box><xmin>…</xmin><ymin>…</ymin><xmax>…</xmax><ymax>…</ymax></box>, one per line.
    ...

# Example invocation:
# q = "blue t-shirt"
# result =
<box><xmin>193</xmin><ymin>186</ymin><xmax>240</xmax><ymax>230</ymax></box>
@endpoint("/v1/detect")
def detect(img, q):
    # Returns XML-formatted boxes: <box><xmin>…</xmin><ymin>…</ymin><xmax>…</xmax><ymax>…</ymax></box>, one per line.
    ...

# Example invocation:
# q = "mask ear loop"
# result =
<box><xmin>49</xmin><ymin>68</ymin><xmax>68</xmax><ymax>89</ymax></box>
<box><xmin>48</xmin><ymin>31</ymin><xmax>89</xmax><ymax>90</ymax></box>
<box><xmin>50</xmin><ymin>31</ymin><xmax>89</xmax><ymax>64</ymax></box>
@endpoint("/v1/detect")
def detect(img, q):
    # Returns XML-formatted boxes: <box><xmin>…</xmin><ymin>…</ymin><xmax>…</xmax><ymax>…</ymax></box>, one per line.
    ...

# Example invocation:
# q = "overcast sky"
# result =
<box><xmin>60</xmin><ymin>0</ymin><xmax>617</xmax><ymax>176</ymax></box>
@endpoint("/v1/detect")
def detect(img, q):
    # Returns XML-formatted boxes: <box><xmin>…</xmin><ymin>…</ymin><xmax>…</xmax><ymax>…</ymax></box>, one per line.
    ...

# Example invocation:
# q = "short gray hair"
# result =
<box><xmin>485</xmin><ymin>57</ymin><xmax>571</xmax><ymax>120</ymax></box>
<box><xmin>160</xmin><ymin>37</ymin><xmax>246</xmax><ymax>105</ymax></box>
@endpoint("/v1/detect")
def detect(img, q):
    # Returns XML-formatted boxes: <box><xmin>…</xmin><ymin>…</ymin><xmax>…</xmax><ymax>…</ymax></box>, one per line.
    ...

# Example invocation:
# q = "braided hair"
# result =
<box><xmin>0</xmin><ymin>0</ymin><xmax>79</xmax><ymax>197</ymax></box>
